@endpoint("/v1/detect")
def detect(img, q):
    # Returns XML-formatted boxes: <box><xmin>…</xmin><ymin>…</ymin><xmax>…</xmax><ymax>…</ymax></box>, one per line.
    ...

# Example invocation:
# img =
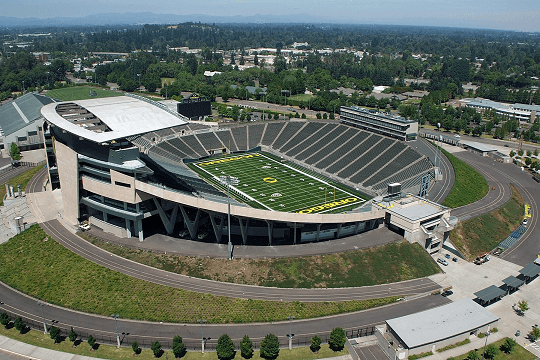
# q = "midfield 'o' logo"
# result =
<box><xmin>263</xmin><ymin>177</ymin><xmax>277</xmax><ymax>183</ymax></box>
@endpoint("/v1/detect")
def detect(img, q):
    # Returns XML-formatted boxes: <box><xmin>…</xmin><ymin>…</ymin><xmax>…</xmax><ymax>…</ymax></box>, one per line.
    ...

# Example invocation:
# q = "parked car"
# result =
<box><xmin>474</xmin><ymin>253</ymin><xmax>490</xmax><ymax>265</ymax></box>
<box><xmin>454</xmin><ymin>134</ymin><xmax>461</xmax><ymax>138</ymax></box>
<box><xmin>522</xmin><ymin>218</ymin><xmax>528</xmax><ymax>225</ymax></box>
<box><xmin>445</xmin><ymin>254</ymin><xmax>451</xmax><ymax>259</ymax></box>
<box><xmin>179</xmin><ymin>229</ymin><xmax>190</xmax><ymax>237</ymax></box>
<box><xmin>442</xmin><ymin>290</ymin><xmax>453</xmax><ymax>297</ymax></box>
<box><xmin>437</xmin><ymin>257</ymin><xmax>449</xmax><ymax>266</ymax></box>
<box><xmin>452</xmin><ymin>257</ymin><xmax>458</xmax><ymax>262</ymax></box>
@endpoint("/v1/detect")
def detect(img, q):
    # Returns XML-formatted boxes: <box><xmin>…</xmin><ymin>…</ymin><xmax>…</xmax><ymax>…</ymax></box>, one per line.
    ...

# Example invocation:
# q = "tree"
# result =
<box><xmin>316</xmin><ymin>113</ymin><xmax>322</xmax><ymax>119</ymax></box>
<box><xmin>484</xmin><ymin>344</ymin><xmax>498</xmax><ymax>359</ymax></box>
<box><xmin>329</xmin><ymin>327</ymin><xmax>346</xmax><ymax>351</ymax></box>
<box><xmin>240</xmin><ymin>335</ymin><xmax>253</xmax><ymax>359</ymax></box>
<box><xmin>260</xmin><ymin>333</ymin><xmax>279</xmax><ymax>360</ymax></box>
<box><xmin>172</xmin><ymin>335</ymin><xmax>185</xmax><ymax>358</ymax></box>
<box><xmin>49</xmin><ymin>326</ymin><xmax>61</xmax><ymax>343</ymax></box>
<box><xmin>518</xmin><ymin>149</ymin><xmax>524</xmax><ymax>157</ymax></box>
<box><xmin>530</xmin><ymin>326</ymin><xmax>540</xmax><ymax>341</ymax></box>
<box><xmin>322</xmin><ymin>112</ymin><xmax>328</xmax><ymax>119</ymax></box>
<box><xmin>151</xmin><ymin>341</ymin><xmax>162</xmax><ymax>357</ymax></box>
<box><xmin>527</xmin><ymin>150</ymin><xmax>532</xmax><ymax>157</ymax></box>
<box><xmin>310</xmin><ymin>335</ymin><xmax>321</xmax><ymax>353</ymax></box>
<box><xmin>10</xmin><ymin>142</ymin><xmax>21</xmax><ymax>161</ymax></box>
<box><xmin>132</xmin><ymin>341</ymin><xmax>140</xmax><ymax>355</ymax></box>
<box><xmin>216</xmin><ymin>334</ymin><xmax>235</xmax><ymax>360</ymax></box>
<box><xmin>534</xmin><ymin>149</ymin><xmax>539</xmax><ymax>157</ymax></box>
<box><xmin>0</xmin><ymin>312</ymin><xmax>10</xmax><ymax>328</ymax></box>
<box><xmin>87</xmin><ymin>335</ymin><xmax>96</xmax><ymax>350</ymax></box>
<box><xmin>518</xmin><ymin>300</ymin><xmax>529</xmax><ymax>314</ymax></box>
<box><xmin>467</xmin><ymin>350</ymin><xmax>479</xmax><ymax>360</ymax></box>
<box><xmin>273</xmin><ymin>113</ymin><xmax>279</xmax><ymax>120</ymax></box>
<box><xmin>14</xmin><ymin>316</ymin><xmax>25</xmax><ymax>333</ymax></box>
<box><xmin>525</xmin><ymin>157</ymin><xmax>532</xmax><ymax>166</ymax></box>
<box><xmin>500</xmin><ymin>337</ymin><xmax>517</xmax><ymax>354</ymax></box>
<box><xmin>301</xmin><ymin>113</ymin><xmax>306</xmax><ymax>119</ymax></box>
<box><xmin>509</xmin><ymin>150</ymin><xmax>516</xmax><ymax>157</ymax></box>
<box><xmin>68</xmin><ymin>327</ymin><xmax>77</xmax><ymax>343</ymax></box>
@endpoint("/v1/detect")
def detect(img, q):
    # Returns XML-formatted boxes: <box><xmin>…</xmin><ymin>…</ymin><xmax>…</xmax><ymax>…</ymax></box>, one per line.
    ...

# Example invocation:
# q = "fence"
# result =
<box><xmin>0</xmin><ymin>306</ymin><xmax>378</xmax><ymax>352</ymax></box>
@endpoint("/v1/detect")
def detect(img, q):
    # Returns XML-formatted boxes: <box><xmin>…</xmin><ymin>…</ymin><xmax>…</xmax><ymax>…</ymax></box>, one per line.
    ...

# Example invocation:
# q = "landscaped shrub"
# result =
<box><xmin>310</xmin><ymin>335</ymin><xmax>322</xmax><ymax>353</ymax></box>
<box><xmin>329</xmin><ymin>327</ymin><xmax>346</xmax><ymax>351</ymax></box>
<box><xmin>260</xmin><ymin>333</ymin><xmax>279</xmax><ymax>360</ymax></box>
<box><xmin>13</xmin><ymin>316</ymin><xmax>25</xmax><ymax>333</ymax></box>
<box><xmin>172</xmin><ymin>335</ymin><xmax>185</xmax><ymax>358</ymax></box>
<box><xmin>240</xmin><ymin>335</ymin><xmax>253</xmax><ymax>359</ymax></box>
<box><xmin>0</xmin><ymin>312</ymin><xmax>10</xmax><ymax>328</ymax></box>
<box><xmin>216</xmin><ymin>334</ymin><xmax>235</xmax><ymax>360</ymax></box>
<box><xmin>151</xmin><ymin>341</ymin><xmax>162</xmax><ymax>358</ymax></box>
<box><xmin>87</xmin><ymin>335</ymin><xmax>97</xmax><ymax>350</ymax></box>
<box><xmin>408</xmin><ymin>351</ymin><xmax>433</xmax><ymax>359</ymax></box>
<box><xmin>68</xmin><ymin>327</ymin><xmax>77</xmax><ymax>343</ymax></box>
<box><xmin>49</xmin><ymin>326</ymin><xmax>61</xmax><ymax>343</ymax></box>
<box><xmin>132</xmin><ymin>341</ymin><xmax>140</xmax><ymax>355</ymax></box>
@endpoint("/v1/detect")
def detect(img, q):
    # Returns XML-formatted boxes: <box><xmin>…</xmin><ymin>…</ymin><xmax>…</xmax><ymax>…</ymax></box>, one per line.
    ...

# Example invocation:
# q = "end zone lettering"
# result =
<box><xmin>298</xmin><ymin>197</ymin><xmax>359</xmax><ymax>214</ymax></box>
<box><xmin>199</xmin><ymin>154</ymin><xmax>259</xmax><ymax>166</ymax></box>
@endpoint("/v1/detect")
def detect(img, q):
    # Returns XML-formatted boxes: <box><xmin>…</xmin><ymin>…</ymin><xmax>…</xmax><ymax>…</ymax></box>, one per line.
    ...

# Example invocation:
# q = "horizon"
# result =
<box><xmin>0</xmin><ymin>0</ymin><xmax>539</xmax><ymax>33</ymax></box>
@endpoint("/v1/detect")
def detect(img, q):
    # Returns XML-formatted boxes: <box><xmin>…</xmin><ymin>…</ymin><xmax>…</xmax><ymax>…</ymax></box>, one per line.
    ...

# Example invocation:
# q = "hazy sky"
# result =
<box><xmin>1</xmin><ymin>0</ymin><xmax>539</xmax><ymax>32</ymax></box>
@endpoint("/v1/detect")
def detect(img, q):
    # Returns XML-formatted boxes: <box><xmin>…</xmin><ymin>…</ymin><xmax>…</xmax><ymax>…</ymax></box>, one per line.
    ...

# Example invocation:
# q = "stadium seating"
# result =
<box><xmin>315</xmin><ymin>131</ymin><xmax>370</xmax><ymax>169</ymax></box>
<box><xmin>350</xmin><ymin>141</ymin><xmax>406</xmax><ymax>184</ymax></box>
<box><xmin>304</xmin><ymin>128</ymin><xmax>358</xmax><ymax>165</ymax></box>
<box><xmin>214</xmin><ymin>129</ymin><xmax>239</xmax><ymax>152</ymax></box>
<box><xmin>141</xmin><ymin>120</ymin><xmax>434</xmax><ymax>196</ymax></box>
<box><xmin>231</xmin><ymin>126</ymin><xmax>248</xmax><ymax>150</ymax></box>
<box><xmin>271</xmin><ymin>122</ymin><xmax>306</xmax><ymax>150</ymax></box>
<box><xmin>337</xmin><ymin>138</ymin><xmax>394</xmax><ymax>179</ymax></box>
<box><xmin>153</xmin><ymin>128</ymin><xmax>175</xmax><ymax>138</ymax></box>
<box><xmin>295</xmin><ymin>125</ymin><xmax>347</xmax><ymax>161</ymax></box>
<box><xmin>261</xmin><ymin>122</ymin><xmax>287</xmax><ymax>146</ymax></box>
<box><xmin>196</xmin><ymin>131</ymin><xmax>224</xmax><ymax>151</ymax></box>
<box><xmin>247</xmin><ymin>123</ymin><xmax>265</xmax><ymax>149</ymax></box>
<box><xmin>181</xmin><ymin>135</ymin><xmax>208</xmax><ymax>157</ymax></box>
<box><xmin>279</xmin><ymin>122</ymin><xmax>326</xmax><ymax>153</ymax></box>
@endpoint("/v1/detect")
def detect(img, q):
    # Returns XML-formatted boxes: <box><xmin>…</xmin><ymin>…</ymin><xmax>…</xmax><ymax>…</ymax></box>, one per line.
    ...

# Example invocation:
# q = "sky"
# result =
<box><xmin>0</xmin><ymin>0</ymin><xmax>539</xmax><ymax>32</ymax></box>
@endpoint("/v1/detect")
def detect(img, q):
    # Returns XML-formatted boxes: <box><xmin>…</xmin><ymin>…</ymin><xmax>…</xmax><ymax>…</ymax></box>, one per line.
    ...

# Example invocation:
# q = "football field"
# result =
<box><xmin>188</xmin><ymin>152</ymin><xmax>367</xmax><ymax>214</ymax></box>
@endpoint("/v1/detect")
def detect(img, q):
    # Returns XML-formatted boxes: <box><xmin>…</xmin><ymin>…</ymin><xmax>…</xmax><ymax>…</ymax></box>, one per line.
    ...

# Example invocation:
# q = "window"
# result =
<box><xmin>115</xmin><ymin>181</ymin><xmax>131</xmax><ymax>188</ymax></box>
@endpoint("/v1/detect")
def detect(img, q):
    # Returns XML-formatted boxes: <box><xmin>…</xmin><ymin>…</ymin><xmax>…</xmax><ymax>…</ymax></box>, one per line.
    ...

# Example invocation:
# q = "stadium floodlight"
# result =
<box><xmin>219</xmin><ymin>175</ymin><xmax>239</xmax><ymax>260</ymax></box>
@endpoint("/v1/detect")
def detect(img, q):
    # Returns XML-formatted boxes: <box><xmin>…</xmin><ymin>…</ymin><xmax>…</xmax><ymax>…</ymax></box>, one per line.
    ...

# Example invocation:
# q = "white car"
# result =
<box><xmin>522</xmin><ymin>218</ymin><xmax>528</xmax><ymax>226</ymax></box>
<box><xmin>454</xmin><ymin>134</ymin><xmax>461</xmax><ymax>138</ymax></box>
<box><xmin>437</xmin><ymin>257</ymin><xmax>449</xmax><ymax>266</ymax></box>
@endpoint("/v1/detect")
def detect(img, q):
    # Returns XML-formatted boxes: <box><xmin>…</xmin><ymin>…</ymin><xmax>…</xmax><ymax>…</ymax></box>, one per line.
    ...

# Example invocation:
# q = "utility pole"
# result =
<box><xmin>220</xmin><ymin>175</ymin><xmax>239</xmax><ymax>260</ymax></box>
<box><xmin>197</xmin><ymin>319</ymin><xmax>206</xmax><ymax>353</ymax></box>
<box><xmin>287</xmin><ymin>316</ymin><xmax>295</xmax><ymax>350</ymax></box>
<box><xmin>37</xmin><ymin>301</ymin><xmax>47</xmax><ymax>333</ymax></box>
<box><xmin>111</xmin><ymin>314</ymin><xmax>120</xmax><ymax>348</ymax></box>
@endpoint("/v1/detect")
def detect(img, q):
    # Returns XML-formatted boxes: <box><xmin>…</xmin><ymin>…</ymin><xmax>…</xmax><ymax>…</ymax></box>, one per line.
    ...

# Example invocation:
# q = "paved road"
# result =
<box><xmin>40</xmin><ymin>219</ymin><xmax>441</xmax><ymax>302</ymax></box>
<box><xmin>0</xmin><ymin>280</ymin><xmax>449</xmax><ymax>349</ymax></box>
<box><xmin>448</xmin><ymin>151</ymin><xmax>540</xmax><ymax>266</ymax></box>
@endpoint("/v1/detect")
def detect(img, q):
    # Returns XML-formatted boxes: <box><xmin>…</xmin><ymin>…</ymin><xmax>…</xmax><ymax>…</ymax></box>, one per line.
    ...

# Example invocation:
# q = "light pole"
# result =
<box><xmin>111</xmin><ymin>314</ymin><xmax>120</xmax><ymax>348</ymax></box>
<box><xmin>37</xmin><ymin>301</ymin><xmax>47</xmax><ymax>333</ymax></box>
<box><xmin>220</xmin><ymin>175</ymin><xmax>239</xmax><ymax>260</ymax></box>
<box><xmin>137</xmin><ymin>74</ymin><xmax>141</xmax><ymax>93</ymax></box>
<box><xmin>481</xmin><ymin>330</ymin><xmax>491</xmax><ymax>359</ymax></box>
<box><xmin>22</xmin><ymin>80</ymin><xmax>25</xmax><ymax>94</ymax></box>
<box><xmin>197</xmin><ymin>319</ymin><xmax>206</xmax><ymax>353</ymax></box>
<box><xmin>287</xmin><ymin>316</ymin><xmax>295</xmax><ymax>350</ymax></box>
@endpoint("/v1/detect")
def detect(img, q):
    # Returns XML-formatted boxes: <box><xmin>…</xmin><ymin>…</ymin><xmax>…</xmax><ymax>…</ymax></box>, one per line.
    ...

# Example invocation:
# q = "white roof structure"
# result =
<box><xmin>386</xmin><ymin>299</ymin><xmax>499</xmax><ymax>349</ymax></box>
<box><xmin>41</xmin><ymin>96</ymin><xmax>187</xmax><ymax>143</ymax></box>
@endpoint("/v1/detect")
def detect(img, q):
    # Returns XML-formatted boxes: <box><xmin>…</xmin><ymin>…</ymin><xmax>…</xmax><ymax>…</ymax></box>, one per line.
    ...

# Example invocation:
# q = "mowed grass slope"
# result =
<box><xmin>0</xmin><ymin>225</ymin><xmax>398</xmax><ymax>323</ymax></box>
<box><xmin>450</xmin><ymin>185</ymin><xmax>524</xmax><ymax>260</ymax></box>
<box><xmin>45</xmin><ymin>86</ymin><xmax>123</xmax><ymax>101</ymax></box>
<box><xmin>0</xmin><ymin>165</ymin><xmax>44</xmax><ymax>206</ymax></box>
<box><xmin>85</xmin><ymin>234</ymin><xmax>440</xmax><ymax>289</ymax></box>
<box><xmin>441</xmin><ymin>147</ymin><xmax>489</xmax><ymax>208</ymax></box>
<box><xmin>188</xmin><ymin>152</ymin><xmax>367</xmax><ymax>214</ymax></box>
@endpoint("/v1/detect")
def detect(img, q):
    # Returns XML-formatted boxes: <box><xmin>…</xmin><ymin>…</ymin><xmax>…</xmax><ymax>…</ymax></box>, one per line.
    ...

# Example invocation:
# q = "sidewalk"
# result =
<box><xmin>0</xmin><ymin>334</ymin><xmax>107</xmax><ymax>360</ymax></box>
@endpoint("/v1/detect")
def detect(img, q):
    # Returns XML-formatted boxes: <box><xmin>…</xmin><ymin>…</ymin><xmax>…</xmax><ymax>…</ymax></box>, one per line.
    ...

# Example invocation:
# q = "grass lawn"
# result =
<box><xmin>45</xmin><ymin>86</ymin><xmax>123</xmax><ymax>101</ymax></box>
<box><xmin>0</xmin><ymin>225</ymin><xmax>398</xmax><ymax>324</ymax></box>
<box><xmin>0</xmin><ymin>326</ymin><xmax>348</xmax><ymax>360</ymax></box>
<box><xmin>84</xmin><ymin>235</ymin><xmax>441</xmax><ymax>288</ymax></box>
<box><xmin>187</xmin><ymin>152</ymin><xmax>368</xmax><ymax>214</ymax></box>
<box><xmin>449</xmin><ymin>337</ymin><xmax>536</xmax><ymax>360</ymax></box>
<box><xmin>450</xmin><ymin>185</ymin><xmax>524</xmax><ymax>260</ymax></box>
<box><xmin>440</xmin><ymin>147</ymin><xmax>489</xmax><ymax>208</ymax></box>
<box><xmin>0</xmin><ymin>165</ymin><xmax>44</xmax><ymax>206</ymax></box>
<box><xmin>288</xmin><ymin>94</ymin><xmax>313</xmax><ymax>102</ymax></box>
<box><xmin>161</xmin><ymin>77</ymin><xmax>175</xmax><ymax>86</ymax></box>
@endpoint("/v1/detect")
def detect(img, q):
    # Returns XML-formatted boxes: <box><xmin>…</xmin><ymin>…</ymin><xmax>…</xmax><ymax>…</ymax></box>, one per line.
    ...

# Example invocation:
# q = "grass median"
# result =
<box><xmin>0</xmin><ymin>164</ymin><xmax>44</xmax><ymax>206</ymax></box>
<box><xmin>440</xmin><ymin>147</ymin><xmax>489</xmax><ymax>208</ymax></box>
<box><xmin>449</xmin><ymin>184</ymin><xmax>524</xmax><ymax>260</ymax></box>
<box><xmin>83</xmin><ymin>234</ymin><xmax>440</xmax><ymax>288</ymax></box>
<box><xmin>449</xmin><ymin>337</ymin><xmax>535</xmax><ymax>360</ymax></box>
<box><xmin>0</xmin><ymin>225</ymin><xmax>399</xmax><ymax>324</ymax></box>
<box><xmin>0</xmin><ymin>325</ymin><xmax>348</xmax><ymax>360</ymax></box>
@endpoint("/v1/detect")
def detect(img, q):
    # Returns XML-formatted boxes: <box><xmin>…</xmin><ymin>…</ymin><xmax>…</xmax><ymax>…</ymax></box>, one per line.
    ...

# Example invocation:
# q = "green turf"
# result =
<box><xmin>439</xmin><ymin>147</ymin><xmax>489</xmax><ymax>208</ymax></box>
<box><xmin>45</xmin><ymin>86</ymin><xmax>124</xmax><ymax>101</ymax></box>
<box><xmin>288</xmin><ymin>94</ymin><xmax>314</xmax><ymax>102</ymax></box>
<box><xmin>0</xmin><ymin>225</ymin><xmax>398</xmax><ymax>324</ymax></box>
<box><xmin>187</xmin><ymin>152</ymin><xmax>368</xmax><ymax>214</ymax></box>
<box><xmin>449</xmin><ymin>337</ymin><xmax>536</xmax><ymax>360</ymax></box>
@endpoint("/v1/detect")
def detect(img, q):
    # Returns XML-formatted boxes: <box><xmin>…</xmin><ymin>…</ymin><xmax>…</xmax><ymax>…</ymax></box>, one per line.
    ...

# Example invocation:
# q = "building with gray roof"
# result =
<box><xmin>383</xmin><ymin>298</ymin><xmax>499</xmax><ymax>357</ymax></box>
<box><xmin>0</xmin><ymin>92</ymin><xmax>54</xmax><ymax>152</ymax></box>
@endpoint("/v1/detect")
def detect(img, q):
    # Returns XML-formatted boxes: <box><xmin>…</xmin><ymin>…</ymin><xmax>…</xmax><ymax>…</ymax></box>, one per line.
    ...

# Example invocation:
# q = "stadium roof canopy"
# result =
<box><xmin>41</xmin><ymin>95</ymin><xmax>187</xmax><ymax>143</ymax></box>
<box><xmin>0</xmin><ymin>92</ymin><xmax>54</xmax><ymax>137</ymax></box>
<box><xmin>386</xmin><ymin>299</ymin><xmax>499</xmax><ymax>349</ymax></box>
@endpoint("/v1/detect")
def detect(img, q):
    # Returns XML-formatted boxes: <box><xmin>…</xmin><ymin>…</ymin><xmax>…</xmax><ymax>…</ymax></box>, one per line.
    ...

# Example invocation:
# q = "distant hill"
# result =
<box><xmin>0</xmin><ymin>12</ymin><xmax>329</xmax><ymax>29</ymax></box>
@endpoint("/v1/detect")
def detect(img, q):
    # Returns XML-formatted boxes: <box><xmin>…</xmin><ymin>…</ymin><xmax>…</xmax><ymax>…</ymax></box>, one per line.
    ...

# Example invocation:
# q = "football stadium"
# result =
<box><xmin>41</xmin><ymin>94</ymin><xmax>454</xmax><ymax>251</ymax></box>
